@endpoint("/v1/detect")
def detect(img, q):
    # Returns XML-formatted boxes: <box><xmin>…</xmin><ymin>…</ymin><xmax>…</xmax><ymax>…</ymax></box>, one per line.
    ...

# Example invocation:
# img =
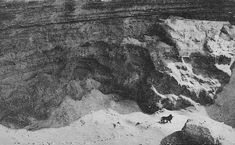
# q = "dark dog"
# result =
<box><xmin>160</xmin><ymin>114</ymin><xmax>173</xmax><ymax>123</ymax></box>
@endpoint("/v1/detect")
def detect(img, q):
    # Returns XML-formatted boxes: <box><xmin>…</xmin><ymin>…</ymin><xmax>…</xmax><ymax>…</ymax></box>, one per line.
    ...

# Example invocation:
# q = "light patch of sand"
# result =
<box><xmin>0</xmin><ymin>105</ymin><xmax>234</xmax><ymax>145</ymax></box>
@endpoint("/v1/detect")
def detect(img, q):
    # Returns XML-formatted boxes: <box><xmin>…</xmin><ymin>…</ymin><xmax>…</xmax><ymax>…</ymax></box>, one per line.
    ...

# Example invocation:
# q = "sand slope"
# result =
<box><xmin>0</xmin><ymin>106</ymin><xmax>234</xmax><ymax>145</ymax></box>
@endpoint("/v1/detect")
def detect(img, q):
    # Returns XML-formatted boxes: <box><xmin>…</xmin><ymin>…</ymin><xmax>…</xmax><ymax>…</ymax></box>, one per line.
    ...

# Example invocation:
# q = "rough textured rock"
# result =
<box><xmin>0</xmin><ymin>0</ymin><xmax>235</xmax><ymax>129</ymax></box>
<box><xmin>155</xmin><ymin>18</ymin><xmax>235</xmax><ymax>104</ymax></box>
<box><xmin>161</xmin><ymin>119</ymin><xmax>235</xmax><ymax>145</ymax></box>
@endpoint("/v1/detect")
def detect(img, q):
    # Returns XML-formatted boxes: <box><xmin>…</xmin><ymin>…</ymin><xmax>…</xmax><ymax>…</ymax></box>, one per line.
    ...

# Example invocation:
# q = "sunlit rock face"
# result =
<box><xmin>152</xmin><ymin>18</ymin><xmax>235</xmax><ymax>105</ymax></box>
<box><xmin>0</xmin><ymin>0</ymin><xmax>235</xmax><ymax>129</ymax></box>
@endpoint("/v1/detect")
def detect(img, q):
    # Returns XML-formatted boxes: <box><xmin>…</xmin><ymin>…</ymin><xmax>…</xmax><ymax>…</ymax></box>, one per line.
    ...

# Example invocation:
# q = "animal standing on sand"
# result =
<box><xmin>160</xmin><ymin>114</ymin><xmax>173</xmax><ymax>123</ymax></box>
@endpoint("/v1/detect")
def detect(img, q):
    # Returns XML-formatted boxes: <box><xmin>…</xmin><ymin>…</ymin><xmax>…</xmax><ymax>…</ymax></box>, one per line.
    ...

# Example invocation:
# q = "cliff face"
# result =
<box><xmin>0</xmin><ymin>0</ymin><xmax>235</xmax><ymax>129</ymax></box>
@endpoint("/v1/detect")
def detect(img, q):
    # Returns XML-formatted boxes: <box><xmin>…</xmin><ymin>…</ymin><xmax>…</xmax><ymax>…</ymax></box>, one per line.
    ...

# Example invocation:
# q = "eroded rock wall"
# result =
<box><xmin>0</xmin><ymin>0</ymin><xmax>235</xmax><ymax>129</ymax></box>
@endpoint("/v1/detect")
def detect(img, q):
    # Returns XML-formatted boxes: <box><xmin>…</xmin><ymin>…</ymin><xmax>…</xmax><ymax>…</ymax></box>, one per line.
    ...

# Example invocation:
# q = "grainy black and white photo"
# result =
<box><xmin>0</xmin><ymin>0</ymin><xmax>235</xmax><ymax>144</ymax></box>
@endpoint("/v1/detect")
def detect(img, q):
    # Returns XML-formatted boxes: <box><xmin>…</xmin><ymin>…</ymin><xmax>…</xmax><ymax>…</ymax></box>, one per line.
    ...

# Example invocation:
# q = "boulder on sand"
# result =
<box><xmin>161</xmin><ymin>118</ymin><xmax>235</xmax><ymax>145</ymax></box>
